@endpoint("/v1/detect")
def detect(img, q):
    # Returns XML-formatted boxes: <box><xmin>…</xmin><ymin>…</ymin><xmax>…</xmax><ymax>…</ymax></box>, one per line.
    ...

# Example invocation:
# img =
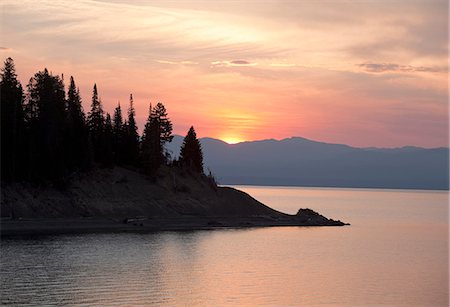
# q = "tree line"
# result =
<box><xmin>1</xmin><ymin>58</ymin><xmax>204</xmax><ymax>184</ymax></box>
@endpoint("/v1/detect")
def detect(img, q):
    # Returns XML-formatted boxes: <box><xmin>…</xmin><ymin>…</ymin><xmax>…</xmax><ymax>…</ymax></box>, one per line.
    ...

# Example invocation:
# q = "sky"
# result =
<box><xmin>1</xmin><ymin>0</ymin><xmax>448</xmax><ymax>147</ymax></box>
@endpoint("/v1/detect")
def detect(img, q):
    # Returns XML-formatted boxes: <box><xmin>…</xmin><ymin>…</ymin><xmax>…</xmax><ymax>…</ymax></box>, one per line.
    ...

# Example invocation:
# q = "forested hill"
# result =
<box><xmin>167</xmin><ymin>136</ymin><xmax>449</xmax><ymax>190</ymax></box>
<box><xmin>1</xmin><ymin>57</ymin><xmax>204</xmax><ymax>184</ymax></box>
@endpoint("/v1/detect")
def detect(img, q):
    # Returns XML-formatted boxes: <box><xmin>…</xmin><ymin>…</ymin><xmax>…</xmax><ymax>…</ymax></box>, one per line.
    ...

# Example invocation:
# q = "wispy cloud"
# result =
<box><xmin>357</xmin><ymin>63</ymin><xmax>446</xmax><ymax>73</ymax></box>
<box><xmin>269</xmin><ymin>63</ymin><xmax>297</xmax><ymax>67</ymax></box>
<box><xmin>156</xmin><ymin>60</ymin><xmax>198</xmax><ymax>65</ymax></box>
<box><xmin>211</xmin><ymin>60</ymin><xmax>257</xmax><ymax>67</ymax></box>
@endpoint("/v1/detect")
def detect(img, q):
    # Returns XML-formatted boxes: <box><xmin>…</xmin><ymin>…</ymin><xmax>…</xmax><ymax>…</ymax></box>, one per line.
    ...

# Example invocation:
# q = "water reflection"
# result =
<box><xmin>1</xmin><ymin>188</ymin><xmax>448</xmax><ymax>306</ymax></box>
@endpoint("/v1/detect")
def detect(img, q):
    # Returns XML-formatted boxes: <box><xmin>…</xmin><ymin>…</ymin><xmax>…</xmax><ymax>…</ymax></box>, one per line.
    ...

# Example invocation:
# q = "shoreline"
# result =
<box><xmin>227</xmin><ymin>184</ymin><xmax>449</xmax><ymax>192</ymax></box>
<box><xmin>1</xmin><ymin>215</ymin><xmax>349</xmax><ymax>237</ymax></box>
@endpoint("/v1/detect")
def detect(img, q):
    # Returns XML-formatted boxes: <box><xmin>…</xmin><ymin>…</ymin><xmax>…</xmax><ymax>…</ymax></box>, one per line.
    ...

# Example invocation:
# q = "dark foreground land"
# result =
<box><xmin>1</xmin><ymin>167</ymin><xmax>348</xmax><ymax>237</ymax></box>
<box><xmin>1</xmin><ymin>212</ymin><xmax>347</xmax><ymax>237</ymax></box>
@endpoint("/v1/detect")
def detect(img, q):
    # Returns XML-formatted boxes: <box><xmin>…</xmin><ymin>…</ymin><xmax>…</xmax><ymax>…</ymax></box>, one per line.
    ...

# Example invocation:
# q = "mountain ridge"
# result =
<box><xmin>171</xmin><ymin>135</ymin><xmax>448</xmax><ymax>150</ymax></box>
<box><xmin>166</xmin><ymin>135</ymin><xmax>449</xmax><ymax>190</ymax></box>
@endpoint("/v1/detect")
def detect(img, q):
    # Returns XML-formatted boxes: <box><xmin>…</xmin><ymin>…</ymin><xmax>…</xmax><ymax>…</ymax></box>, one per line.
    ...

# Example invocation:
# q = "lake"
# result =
<box><xmin>1</xmin><ymin>186</ymin><xmax>448</xmax><ymax>306</ymax></box>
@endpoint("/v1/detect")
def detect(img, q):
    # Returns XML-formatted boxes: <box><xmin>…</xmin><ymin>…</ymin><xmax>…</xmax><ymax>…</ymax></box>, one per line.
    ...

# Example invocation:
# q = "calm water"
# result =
<box><xmin>1</xmin><ymin>186</ymin><xmax>448</xmax><ymax>306</ymax></box>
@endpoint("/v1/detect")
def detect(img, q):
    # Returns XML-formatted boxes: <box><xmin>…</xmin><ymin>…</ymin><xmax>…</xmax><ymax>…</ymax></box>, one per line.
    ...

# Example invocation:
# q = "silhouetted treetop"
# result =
<box><xmin>65</xmin><ymin>76</ymin><xmax>90</xmax><ymax>171</ymax></box>
<box><xmin>141</xmin><ymin>103</ymin><xmax>163</xmax><ymax>173</ymax></box>
<box><xmin>112</xmin><ymin>102</ymin><xmax>126</xmax><ymax>164</ymax></box>
<box><xmin>152</xmin><ymin>102</ymin><xmax>173</xmax><ymax>145</ymax></box>
<box><xmin>123</xmin><ymin>94</ymin><xmax>139</xmax><ymax>165</ymax></box>
<box><xmin>67</xmin><ymin>76</ymin><xmax>85</xmax><ymax>126</ymax></box>
<box><xmin>87</xmin><ymin>84</ymin><xmax>106</xmax><ymax>163</ymax></box>
<box><xmin>103</xmin><ymin>112</ymin><xmax>114</xmax><ymax>166</ymax></box>
<box><xmin>25</xmin><ymin>68</ymin><xmax>67</xmax><ymax>180</ymax></box>
<box><xmin>1</xmin><ymin>57</ymin><xmax>25</xmax><ymax>182</ymax></box>
<box><xmin>113</xmin><ymin>102</ymin><xmax>123</xmax><ymax>134</ymax></box>
<box><xmin>87</xmin><ymin>84</ymin><xmax>104</xmax><ymax>133</ymax></box>
<box><xmin>180</xmin><ymin>126</ymin><xmax>204</xmax><ymax>173</ymax></box>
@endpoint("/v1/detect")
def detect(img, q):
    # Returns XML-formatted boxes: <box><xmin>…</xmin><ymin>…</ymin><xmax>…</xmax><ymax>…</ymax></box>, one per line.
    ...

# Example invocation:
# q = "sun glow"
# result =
<box><xmin>221</xmin><ymin>137</ymin><xmax>244</xmax><ymax>144</ymax></box>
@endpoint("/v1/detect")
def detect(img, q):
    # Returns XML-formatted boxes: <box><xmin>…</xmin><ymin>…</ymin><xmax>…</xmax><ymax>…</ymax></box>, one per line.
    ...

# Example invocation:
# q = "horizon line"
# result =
<box><xmin>170</xmin><ymin>135</ymin><xmax>449</xmax><ymax>150</ymax></box>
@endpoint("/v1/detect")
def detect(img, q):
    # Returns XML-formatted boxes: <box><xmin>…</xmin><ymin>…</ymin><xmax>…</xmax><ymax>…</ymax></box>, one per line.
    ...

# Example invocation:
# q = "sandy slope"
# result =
<box><xmin>1</xmin><ymin>167</ymin><xmax>282</xmax><ymax>218</ymax></box>
<box><xmin>1</xmin><ymin>166</ymin><xmax>347</xmax><ymax>235</ymax></box>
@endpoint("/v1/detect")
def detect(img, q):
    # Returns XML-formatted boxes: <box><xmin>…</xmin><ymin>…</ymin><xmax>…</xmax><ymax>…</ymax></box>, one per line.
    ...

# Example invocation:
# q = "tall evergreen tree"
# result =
<box><xmin>147</xmin><ymin>102</ymin><xmax>173</xmax><ymax>162</ymax></box>
<box><xmin>152</xmin><ymin>102</ymin><xmax>173</xmax><ymax>145</ymax></box>
<box><xmin>180</xmin><ymin>126</ymin><xmax>204</xmax><ymax>173</ymax></box>
<box><xmin>86</xmin><ymin>84</ymin><xmax>104</xmax><ymax>163</ymax></box>
<box><xmin>65</xmin><ymin>76</ymin><xmax>90</xmax><ymax>170</ymax></box>
<box><xmin>103</xmin><ymin>113</ymin><xmax>114</xmax><ymax>166</ymax></box>
<box><xmin>67</xmin><ymin>77</ymin><xmax>84</xmax><ymax>125</ymax></box>
<box><xmin>25</xmin><ymin>68</ymin><xmax>67</xmax><ymax>180</ymax></box>
<box><xmin>124</xmin><ymin>94</ymin><xmax>139</xmax><ymax>165</ymax></box>
<box><xmin>112</xmin><ymin>102</ymin><xmax>125</xmax><ymax>164</ymax></box>
<box><xmin>141</xmin><ymin>103</ymin><xmax>163</xmax><ymax>173</ymax></box>
<box><xmin>0</xmin><ymin>57</ymin><xmax>25</xmax><ymax>182</ymax></box>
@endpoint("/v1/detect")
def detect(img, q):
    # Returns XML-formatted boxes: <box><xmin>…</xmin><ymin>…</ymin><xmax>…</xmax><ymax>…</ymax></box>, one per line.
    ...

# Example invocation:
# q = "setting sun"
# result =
<box><xmin>221</xmin><ymin>137</ymin><xmax>244</xmax><ymax>144</ymax></box>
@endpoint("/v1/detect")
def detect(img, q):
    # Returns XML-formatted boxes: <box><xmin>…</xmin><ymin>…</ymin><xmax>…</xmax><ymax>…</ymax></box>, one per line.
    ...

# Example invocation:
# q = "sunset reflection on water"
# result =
<box><xmin>1</xmin><ymin>187</ymin><xmax>448</xmax><ymax>306</ymax></box>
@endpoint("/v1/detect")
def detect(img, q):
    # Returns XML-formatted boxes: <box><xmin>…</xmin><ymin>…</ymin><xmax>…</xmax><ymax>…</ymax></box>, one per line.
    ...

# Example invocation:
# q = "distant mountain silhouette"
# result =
<box><xmin>166</xmin><ymin>136</ymin><xmax>449</xmax><ymax>190</ymax></box>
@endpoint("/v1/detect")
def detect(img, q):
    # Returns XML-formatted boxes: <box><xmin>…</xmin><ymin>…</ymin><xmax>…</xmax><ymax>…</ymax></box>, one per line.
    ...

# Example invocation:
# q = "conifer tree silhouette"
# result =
<box><xmin>124</xmin><ymin>94</ymin><xmax>139</xmax><ymax>165</ymax></box>
<box><xmin>87</xmin><ymin>84</ymin><xmax>105</xmax><ymax>164</ymax></box>
<box><xmin>141</xmin><ymin>103</ymin><xmax>162</xmax><ymax>173</ymax></box>
<box><xmin>0</xmin><ymin>58</ymin><xmax>25</xmax><ymax>182</ymax></box>
<box><xmin>26</xmin><ymin>68</ymin><xmax>67</xmax><ymax>180</ymax></box>
<box><xmin>66</xmin><ymin>76</ymin><xmax>90</xmax><ymax>170</ymax></box>
<box><xmin>112</xmin><ymin>102</ymin><xmax>126</xmax><ymax>164</ymax></box>
<box><xmin>103</xmin><ymin>113</ymin><xmax>114</xmax><ymax>167</ymax></box>
<box><xmin>180</xmin><ymin>126</ymin><xmax>204</xmax><ymax>173</ymax></box>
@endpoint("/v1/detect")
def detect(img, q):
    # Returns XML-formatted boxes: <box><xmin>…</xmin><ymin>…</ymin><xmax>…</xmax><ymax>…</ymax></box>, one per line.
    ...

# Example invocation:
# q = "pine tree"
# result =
<box><xmin>152</xmin><ymin>102</ymin><xmax>173</xmax><ymax>145</ymax></box>
<box><xmin>0</xmin><ymin>57</ymin><xmax>25</xmax><ymax>182</ymax></box>
<box><xmin>103</xmin><ymin>113</ymin><xmax>114</xmax><ymax>166</ymax></box>
<box><xmin>147</xmin><ymin>102</ymin><xmax>173</xmax><ymax>162</ymax></box>
<box><xmin>66</xmin><ymin>76</ymin><xmax>90</xmax><ymax>170</ymax></box>
<box><xmin>86</xmin><ymin>84</ymin><xmax>105</xmax><ymax>163</ymax></box>
<box><xmin>25</xmin><ymin>68</ymin><xmax>67</xmax><ymax>180</ymax></box>
<box><xmin>124</xmin><ymin>94</ymin><xmax>139</xmax><ymax>165</ymax></box>
<box><xmin>141</xmin><ymin>103</ymin><xmax>162</xmax><ymax>173</ymax></box>
<box><xmin>67</xmin><ymin>77</ymin><xmax>85</xmax><ymax>126</ymax></box>
<box><xmin>180</xmin><ymin>126</ymin><xmax>204</xmax><ymax>173</ymax></box>
<box><xmin>112</xmin><ymin>102</ymin><xmax>125</xmax><ymax>164</ymax></box>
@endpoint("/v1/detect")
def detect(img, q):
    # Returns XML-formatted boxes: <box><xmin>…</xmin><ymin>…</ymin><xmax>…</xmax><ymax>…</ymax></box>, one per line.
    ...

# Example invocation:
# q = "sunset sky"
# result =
<box><xmin>1</xmin><ymin>0</ymin><xmax>448</xmax><ymax>147</ymax></box>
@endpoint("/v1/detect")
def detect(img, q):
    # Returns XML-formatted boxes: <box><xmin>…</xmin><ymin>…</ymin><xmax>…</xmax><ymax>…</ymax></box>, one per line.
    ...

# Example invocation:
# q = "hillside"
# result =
<box><xmin>0</xmin><ymin>167</ymin><xmax>346</xmax><ymax>235</ymax></box>
<box><xmin>1</xmin><ymin>167</ymin><xmax>276</xmax><ymax>218</ymax></box>
<box><xmin>167</xmin><ymin>136</ymin><xmax>449</xmax><ymax>190</ymax></box>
